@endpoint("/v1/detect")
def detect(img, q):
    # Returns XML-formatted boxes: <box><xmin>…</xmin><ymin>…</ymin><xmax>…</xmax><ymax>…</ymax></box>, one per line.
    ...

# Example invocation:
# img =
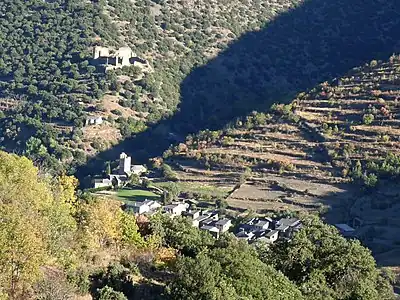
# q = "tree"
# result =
<box><xmin>363</xmin><ymin>173</ymin><xmax>378</xmax><ymax>188</ymax></box>
<box><xmin>79</xmin><ymin>198</ymin><xmax>122</xmax><ymax>248</ymax></box>
<box><xmin>162</xmin><ymin>163</ymin><xmax>178</xmax><ymax>181</ymax></box>
<box><xmin>141</xmin><ymin>177</ymin><xmax>151</xmax><ymax>189</ymax></box>
<box><xmin>0</xmin><ymin>205</ymin><xmax>47</xmax><ymax>298</ymax></box>
<box><xmin>167</xmin><ymin>238</ymin><xmax>303</xmax><ymax>300</ymax></box>
<box><xmin>167</xmin><ymin>255</ymin><xmax>236</xmax><ymax>300</ymax></box>
<box><xmin>97</xmin><ymin>286</ymin><xmax>128</xmax><ymax>300</ymax></box>
<box><xmin>111</xmin><ymin>177</ymin><xmax>119</xmax><ymax>190</ymax></box>
<box><xmin>0</xmin><ymin>152</ymin><xmax>55</xmax><ymax>297</ymax></box>
<box><xmin>119</xmin><ymin>211</ymin><xmax>146</xmax><ymax>248</ymax></box>
<box><xmin>25</xmin><ymin>137</ymin><xmax>48</xmax><ymax>157</ymax></box>
<box><xmin>238</xmin><ymin>166</ymin><xmax>252</xmax><ymax>185</ymax></box>
<box><xmin>216</xmin><ymin>199</ymin><xmax>228</xmax><ymax>209</ymax></box>
<box><xmin>55</xmin><ymin>175</ymin><xmax>79</xmax><ymax>214</ymax></box>
<box><xmin>151</xmin><ymin>215</ymin><xmax>214</xmax><ymax>257</ymax></box>
<box><xmin>92</xmin><ymin>262</ymin><xmax>136</xmax><ymax>299</ymax></box>
<box><xmin>34</xmin><ymin>273</ymin><xmax>74</xmax><ymax>300</ymax></box>
<box><xmin>105</xmin><ymin>161</ymin><xmax>111</xmax><ymax>175</ymax></box>
<box><xmin>129</xmin><ymin>173</ymin><xmax>140</xmax><ymax>185</ymax></box>
<box><xmin>264</xmin><ymin>216</ymin><xmax>394</xmax><ymax>300</ymax></box>
<box><xmin>161</xmin><ymin>182</ymin><xmax>180</xmax><ymax>204</ymax></box>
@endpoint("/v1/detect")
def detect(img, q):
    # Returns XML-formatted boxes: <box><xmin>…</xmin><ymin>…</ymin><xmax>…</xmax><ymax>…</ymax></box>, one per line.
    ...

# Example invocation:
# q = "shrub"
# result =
<box><xmin>362</xmin><ymin>113</ymin><xmax>374</xmax><ymax>125</ymax></box>
<box><xmin>363</xmin><ymin>173</ymin><xmax>378</xmax><ymax>188</ymax></box>
<box><xmin>111</xmin><ymin>109</ymin><xmax>123</xmax><ymax>116</ymax></box>
<box><xmin>162</xmin><ymin>164</ymin><xmax>178</xmax><ymax>181</ymax></box>
<box><xmin>97</xmin><ymin>286</ymin><xmax>127</xmax><ymax>300</ymax></box>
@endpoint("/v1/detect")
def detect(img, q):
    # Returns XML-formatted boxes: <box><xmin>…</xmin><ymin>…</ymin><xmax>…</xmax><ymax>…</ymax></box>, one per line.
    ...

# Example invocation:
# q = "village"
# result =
<box><xmin>91</xmin><ymin>152</ymin><xmax>356</xmax><ymax>243</ymax></box>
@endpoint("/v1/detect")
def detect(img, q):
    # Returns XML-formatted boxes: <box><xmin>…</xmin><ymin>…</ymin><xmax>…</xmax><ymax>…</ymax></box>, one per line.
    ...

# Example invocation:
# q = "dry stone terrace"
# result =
<box><xmin>163</xmin><ymin>55</ymin><xmax>400</xmax><ymax>268</ymax></box>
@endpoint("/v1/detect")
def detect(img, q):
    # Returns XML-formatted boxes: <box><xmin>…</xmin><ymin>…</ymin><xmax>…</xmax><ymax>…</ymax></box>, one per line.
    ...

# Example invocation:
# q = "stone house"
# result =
<box><xmin>200</xmin><ymin>225</ymin><xmax>220</xmax><ymax>238</ymax></box>
<box><xmin>125</xmin><ymin>200</ymin><xmax>162</xmax><ymax>215</ymax></box>
<box><xmin>254</xmin><ymin>219</ymin><xmax>270</xmax><ymax>231</ymax></box>
<box><xmin>236</xmin><ymin>230</ymin><xmax>255</xmax><ymax>241</ymax></box>
<box><xmin>334</xmin><ymin>223</ymin><xmax>356</xmax><ymax>237</ymax></box>
<box><xmin>265</xmin><ymin>230</ymin><xmax>279</xmax><ymax>243</ymax></box>
<box><xmin>119</xmin><ymin>152</ymin><xmax>147</xmax><ymax>176</ymax></box>
<box><xmin>85</xmin><ymin>116</ymin><xmax>103</xmax><ymax>126</ymax></box>
<box><xmin>93</xmin><ymin>174</ymin><xmax>128</xmax><ymax>188</ymax></box>
<box><xmin>215</xmin><ymin>218</ymin><xmax>232</xmax><ymax>233</ymax></box>
<box><xmin>236</xmin><ymin>217</ymin><xmax>302</xmax><ymax>244</ymax></box>
<box><xmin>163</xmin><ymin>203</ymin><xmax>189</xmax><ymax>216</ymax></box>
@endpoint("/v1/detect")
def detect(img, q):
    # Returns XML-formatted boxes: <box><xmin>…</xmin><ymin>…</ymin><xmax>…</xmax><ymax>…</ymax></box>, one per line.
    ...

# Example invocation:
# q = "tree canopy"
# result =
<box><xmin>167</xmin><ymin>237</ymin><xmax>303</xmax><ymax>300</ymax></box>
<box><xmin>263</xmin><ymin>216</ymin><xmax>394</xmax><ymax>300</ymax></box>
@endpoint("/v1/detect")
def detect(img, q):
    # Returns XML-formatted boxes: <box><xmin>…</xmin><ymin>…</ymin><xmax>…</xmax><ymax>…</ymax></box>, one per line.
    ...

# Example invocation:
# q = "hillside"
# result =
<box><xmin>1</xmin><ymin>150</ymin><xmax>394</xmax><ymax>299</ymax></box>
<box><xmin>163</xmin><ymin>54</ymin><xmax>400</xmax><ymax>267</ymax></box>
<box><xmin>1</xmin><ymin>0</ymin><xmax>399</xmax><ymax>175</ymax></box>
<box><xmin>0</xmin><ymin>0</ymin><xmax>304</xmax><ymax>172</ymax></box>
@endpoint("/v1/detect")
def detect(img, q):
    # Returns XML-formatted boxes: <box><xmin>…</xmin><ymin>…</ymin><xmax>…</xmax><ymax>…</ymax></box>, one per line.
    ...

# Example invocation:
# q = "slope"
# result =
<box><xmin>163</xmin><ymin>54</ymin><xmax>400</xmax><ymax>266</ymax></box>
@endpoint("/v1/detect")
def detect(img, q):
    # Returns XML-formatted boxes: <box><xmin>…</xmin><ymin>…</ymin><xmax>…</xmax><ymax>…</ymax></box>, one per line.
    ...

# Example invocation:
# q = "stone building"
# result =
<box><xmin>92</xmin><ymin>46</ymin><xmax>148</xmax><ymax>71</ymax></box>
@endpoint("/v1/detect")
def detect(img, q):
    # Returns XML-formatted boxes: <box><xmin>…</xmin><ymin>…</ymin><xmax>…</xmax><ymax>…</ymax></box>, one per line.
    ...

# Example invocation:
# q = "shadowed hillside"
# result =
<box><xmin>164</xmin><ymin>54</ymin><xmax>400</xmax><ymax>268</ymax></box>
<box><xmin>77</xmin><ymin>0</ymin><xmax>400</xmax><ymax>183</ymax></box>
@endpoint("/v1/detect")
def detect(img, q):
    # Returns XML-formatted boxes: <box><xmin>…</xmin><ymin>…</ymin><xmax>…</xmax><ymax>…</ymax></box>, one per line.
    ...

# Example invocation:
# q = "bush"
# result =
<box><xmin>111</xmin><ymin>109</ymin><xmax>123</xmax><ymax>116</ymax></box>
<box><xmin>363</xmin><ymin>173</ymin><xmax>378</xmax><ymax>187</ymax></box>
<box><xmin>162</xmin><ymin>164</ymin><xmax>178</xmax><ymax>181</ymax></box>
<box><xmin>362</xmin><ymin>113</ymin><xmax>374</xmax><ymax>125</ymax></box>
<box><xmin>97</xmin><ymin>286</ymin><xmax>127</xmax><ymax>300</ymax></box>
<box><xmin>67</xmin><ymin>269</ymin><xmax>91</xmax><ymax>295</ymax></box>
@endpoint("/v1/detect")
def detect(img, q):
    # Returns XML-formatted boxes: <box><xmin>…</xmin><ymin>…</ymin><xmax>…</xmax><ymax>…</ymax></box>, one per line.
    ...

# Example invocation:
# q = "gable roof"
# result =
<box><xmin>266</xmin><ymin>230</ymin><xmax>279</xmax><ymax>237</ymax></box>
<box><xmin>334</xmin><ymin>223</ymin><xmax>355</xmax><ymax>232</ymax></box>
<box><xmin>216</xmin><ymin>218</ymin><xmax>231</xmax><ymax>226</ymax></box>
<box><xmin>277</xmin><ymin>218</ymin><xmax>300</xmax><ymax>227</ymax></box>
<box><xmin>236</xmin><ymin>231</ymin><xmax>255</xmax><ymax>239</ymax></box>
<box><xmin>254</xmin><ymin>220</ymin><xmax>269</xmax><ymax>227</ymax></box>
<box><xmin>200</xmin><ymin>225</ymin><xmax>219</xmax><ymax>233</ymax></box>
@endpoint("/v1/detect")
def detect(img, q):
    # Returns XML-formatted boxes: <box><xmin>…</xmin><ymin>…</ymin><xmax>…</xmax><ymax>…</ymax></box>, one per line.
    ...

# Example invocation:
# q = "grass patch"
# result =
<box><xmin>153</xmin><ymin>181</ymin><xmax>230</xmax><ymax>199</ymax></box>
<box><xmin>116</xmin><ymin>188</ymin><xmax>160</xmax><ymax>202</ymax></box>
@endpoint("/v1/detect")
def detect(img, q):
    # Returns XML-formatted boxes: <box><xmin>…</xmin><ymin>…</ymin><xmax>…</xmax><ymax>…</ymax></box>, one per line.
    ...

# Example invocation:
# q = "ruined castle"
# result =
<box><xmin>92</xmin><ymin>46</ymin><xmax>148</xmax><ymax>71</ymax></box>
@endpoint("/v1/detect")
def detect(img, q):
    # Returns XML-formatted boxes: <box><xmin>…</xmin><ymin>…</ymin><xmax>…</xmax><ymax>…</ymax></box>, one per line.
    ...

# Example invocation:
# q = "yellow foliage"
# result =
<box><xmin>118</xmin><ymin>211</ymin><xmax>146</xmax><ymax>248</ymax></box>
<box><xmin>0</xmin><ymin>152</ymin><xmax>52</xmax><ymax>210</ymax></box>
<box><xmin>78</xmin><ymin>198</ymin><xmax>147</xmax><ymax>251</ymax></box>
<box><xmin>0</xmin><ymin>151</ymin><xmax>76</xmax><ymax>296</ymax></box>
<box><xmin>55</xmin><ymin>175</ymin><xmax>79</xmax><ymax>214</ymax></box>
<box><xmin>145</xmin><ymin>234</ymin><xmax>163</xmax><ymax>250</ymax></box>
<box><xmin>154</xmin><ymin>247</ymin><xmax>177</xmax><ymax>267</ymax></box>
<box><xmin>0</xmin><ymin>151</ymin><xmax>148</xmax><ymax>297</ymax></box>
<box><xmin>0</xmin><ymin>205</ymin><xmax>47</xmax><ymax>298</ymax></box>
<box><xmin>80</xmin><ymin>198</ymin><xmax>123</xmax><ymax>248</ymax></box>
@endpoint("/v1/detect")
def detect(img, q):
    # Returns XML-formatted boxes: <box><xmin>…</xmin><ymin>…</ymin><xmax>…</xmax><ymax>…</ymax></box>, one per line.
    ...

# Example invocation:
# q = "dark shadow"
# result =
<box><xmin>316</xmin><ymin>180</ymin><xmax>400</xmax><ymax>268</ymax></box>
<box><xmin>76</xmin><ymin>0</ymin><xmax>400</xmax><ymax>185</ymax></box>
<box><xmin>132</xmin><ymin>279</ymin><xmax>166</xmax><ymax>300</ymax></box>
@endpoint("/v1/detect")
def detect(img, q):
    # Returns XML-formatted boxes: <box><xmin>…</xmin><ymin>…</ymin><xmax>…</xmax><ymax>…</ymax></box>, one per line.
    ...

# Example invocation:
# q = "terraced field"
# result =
<box><xmin>164</xmin><ymin>55</ymin><xmax>400</xmax><ymax>266</ymax></box>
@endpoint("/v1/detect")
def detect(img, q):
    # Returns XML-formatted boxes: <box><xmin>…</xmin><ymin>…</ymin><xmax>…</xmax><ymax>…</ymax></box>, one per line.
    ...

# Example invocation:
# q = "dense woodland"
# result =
<box><xmin>0</xmin><ymin>0</ymin><xmax>399</xmax><ymax>174</ymax></box>
<box><xmin>0</xmin><ymin>0</ymin><xmax>301</xmax><ymax>173</ymax></box>
<box><xmin>0</xmin><ymin>151</ymin><xmax>395</xmax><ymax>299</ymax></box>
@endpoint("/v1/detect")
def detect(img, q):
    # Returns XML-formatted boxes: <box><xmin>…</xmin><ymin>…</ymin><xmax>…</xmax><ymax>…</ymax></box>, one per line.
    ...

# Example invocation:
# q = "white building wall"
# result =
<box><xmin>119</xmin><ymin>152</ymin><xmax>132</xmax><ymax>174</ymax></box>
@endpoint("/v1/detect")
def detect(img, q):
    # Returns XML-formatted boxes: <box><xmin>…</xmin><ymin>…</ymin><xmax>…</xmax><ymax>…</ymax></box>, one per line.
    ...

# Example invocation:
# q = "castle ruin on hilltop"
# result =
<box><xmin>92</xmin><ymin>46</ymin><xmax>148</xmax><ymax>71</ymax></box>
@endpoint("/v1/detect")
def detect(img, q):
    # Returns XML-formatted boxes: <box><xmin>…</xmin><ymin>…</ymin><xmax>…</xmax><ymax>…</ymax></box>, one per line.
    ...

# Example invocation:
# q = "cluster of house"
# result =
<box><xmin>125</xmin><ymin>194</ymin><xmax>308</xmax><ymax>244</ymax></box>
<box><xmin>93</xmin><ymin>152</ymin><xmax>147</xmax><ymax>188</ymax></box>
<box><xmin>126</xmin><ymin>198</ymin><xmax>232</xmax><ymax>238</ymax></box>
<box><xmin>92</xmin><ymin>46</ymin><xmax>149</xmax><ymax>71</ymax></box>
<box><xmin>125</xmin><ymin>196</ymin><xmax>358</xmax><ymax>242</ymax></box>
<box><xmin>235</xmin><ymin>217</ymin><xmax>302</xmax><ymax>244</ymax></box>
<box><xmin>183</xmin><ymin>209</ymin><xmax>232</xmax><ymax>238</ymax></box>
